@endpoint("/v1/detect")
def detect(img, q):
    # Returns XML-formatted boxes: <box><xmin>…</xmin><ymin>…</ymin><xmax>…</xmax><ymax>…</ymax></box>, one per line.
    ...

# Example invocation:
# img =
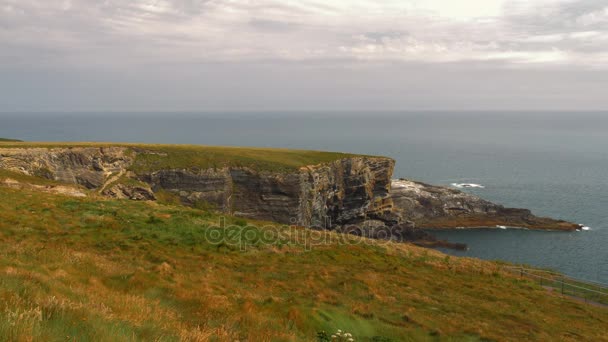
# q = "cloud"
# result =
<box><xmin>1</xmin><ymin>0</ymin><xmax>607</xmax><ymax>69</ymax></box>
<box><xmin>0</xmin><ymin>0</ymin><xmax>607</xmax><ymax>111</ymax></box>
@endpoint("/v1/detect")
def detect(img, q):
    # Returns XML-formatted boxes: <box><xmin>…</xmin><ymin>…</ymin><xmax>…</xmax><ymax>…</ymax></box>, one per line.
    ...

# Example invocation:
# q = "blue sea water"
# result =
<box><xmin>1</xmin><ymin>111</ymin><xmax>607</xmax><ymax>282</ymax></box>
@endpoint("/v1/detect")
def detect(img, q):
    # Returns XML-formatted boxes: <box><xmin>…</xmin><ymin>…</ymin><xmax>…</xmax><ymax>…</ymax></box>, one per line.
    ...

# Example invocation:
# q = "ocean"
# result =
<box><xmin>1</xmin><ymin>111</ymin><xmax>607</xmax><ymax>282</ymax></box>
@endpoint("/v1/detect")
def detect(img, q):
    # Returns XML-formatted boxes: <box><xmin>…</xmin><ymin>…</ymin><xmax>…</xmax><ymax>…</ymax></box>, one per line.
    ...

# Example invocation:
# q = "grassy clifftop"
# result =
<box><xmin>127</xmin><ymin>145</ymin><xmax>370</xmax><ymax>173</ymax></box>
<box><xmin>0</xmin><ymin>142</ymin><xmax>376</xmax><ymax>173</ymax></box>
<box><xmin>0</xmin><ymin>180</ymin><xmax>606</xmax><ymax>341</ymax></box>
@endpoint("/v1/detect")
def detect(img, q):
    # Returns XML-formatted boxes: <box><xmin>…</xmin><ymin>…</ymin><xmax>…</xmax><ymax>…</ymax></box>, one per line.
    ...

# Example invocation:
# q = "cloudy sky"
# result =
<box><xmin>1</xmin><ymin>0</ymin><xmax>607</xmax><ymax>111</ymax></box>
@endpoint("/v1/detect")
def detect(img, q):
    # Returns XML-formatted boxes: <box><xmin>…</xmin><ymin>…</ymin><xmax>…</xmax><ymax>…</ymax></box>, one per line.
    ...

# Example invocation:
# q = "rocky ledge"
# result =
<box><xmin>390</xmin><ymin>179</ymin><xmax>579</xmax><ymax>231</ymax></box>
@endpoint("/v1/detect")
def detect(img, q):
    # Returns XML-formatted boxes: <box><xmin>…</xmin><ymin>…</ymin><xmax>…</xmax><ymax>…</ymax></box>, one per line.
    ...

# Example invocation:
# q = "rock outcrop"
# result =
<box><xmin>0</xmin><ymin>178</ymin><xmax>86</xmax><ymax>197</ymax></box>
<box><xmin>140</xmin><ymin>157</ymin><xmax>395</xmax><ymax>227</ymax></box>
<box><xmin>336</xmin><ymin>221</ymin><xmax>468</xmax><ymax>250</ymax></box>
<box><xmin>102</xmin><ymin>182</ymin><xmax>156</xmax><ymax>201</ymax></box>
<box><xmin>390</xmin><ymin>179</ymin><xmax>578</xmax><ymax>231</ymax></box>
<box><xmin>0</xmin><ymin>147</ymin><xmax>133</xmax><ymax>189</ymax></box>
<box><xmin>0</xmin><ymin>146</ymin><xmax>578</xmax><ymax>242</ymax></box>
<box><xmin>0</xmin><ymin>146</ymin><xmax>395</xmax><ymax>229</ymax></box>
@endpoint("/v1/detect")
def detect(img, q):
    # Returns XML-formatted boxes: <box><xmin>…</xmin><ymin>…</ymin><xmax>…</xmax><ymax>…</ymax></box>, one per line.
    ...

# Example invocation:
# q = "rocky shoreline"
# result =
<box><xmin>390</xmin><ymin>179</ymin><xmax>579</xmax><ymax>232</ymax></box>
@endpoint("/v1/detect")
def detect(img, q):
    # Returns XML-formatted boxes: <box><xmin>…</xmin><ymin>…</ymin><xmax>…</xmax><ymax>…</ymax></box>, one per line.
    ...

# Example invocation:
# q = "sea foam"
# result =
<box><xmin>451</xmin><ymin>183</ymin><xmax>485</xmax><ymax>189</ymax></box>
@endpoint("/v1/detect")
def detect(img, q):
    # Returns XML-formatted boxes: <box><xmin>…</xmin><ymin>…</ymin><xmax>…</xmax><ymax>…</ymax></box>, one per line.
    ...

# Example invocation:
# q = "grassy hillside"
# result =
<box><xmin>0</xmin><ymin>142</ymin><xmax>373</xmax><ymax>173</ymax></box>
<box><xmin>0</xmin><ymin>179</ymin><xmax>606</xmax><ymax>341</ymax></box>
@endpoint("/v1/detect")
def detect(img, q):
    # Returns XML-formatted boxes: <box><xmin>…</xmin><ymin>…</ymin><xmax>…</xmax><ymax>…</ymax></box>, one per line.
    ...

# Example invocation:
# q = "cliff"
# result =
<box><xmin>0</xmin><ymin>145</ymin><xmax>394</xmax><ymax>229</ymax></box>
<box><xmin>139</xmin><ymin>156</ymin><xmax>394</xmax><ymax>227</ymax></box>
<box><xmin>0</xmin><ymin>144</ymin><xmax>578</xmax><ymax>236</ymax></box>
<box><xmin>390</xmin><ymin>179</ymin><xmax>579</xmax><ymax>231</ymax></box>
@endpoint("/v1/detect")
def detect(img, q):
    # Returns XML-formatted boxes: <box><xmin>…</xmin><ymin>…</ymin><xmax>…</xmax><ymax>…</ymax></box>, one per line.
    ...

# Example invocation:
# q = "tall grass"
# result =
<box><xmin>0</xmin><ymin>186</ymin><xmax>606</xmax><ymax>341</ymax></box>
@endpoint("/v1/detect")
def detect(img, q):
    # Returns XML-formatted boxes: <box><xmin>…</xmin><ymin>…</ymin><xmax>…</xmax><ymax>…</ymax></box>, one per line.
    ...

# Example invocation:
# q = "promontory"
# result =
<box><xmin>0</xmin><ymin>142</ymin><xmax>579</xmax><ymax>242</ymax></box>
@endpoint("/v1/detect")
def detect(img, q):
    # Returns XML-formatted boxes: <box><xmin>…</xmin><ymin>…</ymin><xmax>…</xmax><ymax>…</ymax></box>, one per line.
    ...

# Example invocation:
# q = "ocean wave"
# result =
<box><xmin>576</xmin><ymin>224</ymin><xmax>591</xmax><ymax>231</ymax></box>
<box><xmin>451</xmin><ymin>183</ymin><xmax>485</xmax><ymax>189</ymax></box>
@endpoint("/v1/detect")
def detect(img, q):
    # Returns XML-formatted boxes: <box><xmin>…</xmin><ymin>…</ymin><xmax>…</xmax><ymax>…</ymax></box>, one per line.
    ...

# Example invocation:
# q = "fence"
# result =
<box><xmin>504</xmin><ymin>266</ymin><xmax>608</xmax><ymax>307</ymax></box>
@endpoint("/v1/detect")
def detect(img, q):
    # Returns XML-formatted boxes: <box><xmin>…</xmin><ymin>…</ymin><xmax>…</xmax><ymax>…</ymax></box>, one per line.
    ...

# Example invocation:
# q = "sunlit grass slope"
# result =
<box><xmin>0</xmin><ymin>185</ymin><xmax>607</xmax><ymax>340</ymax></box>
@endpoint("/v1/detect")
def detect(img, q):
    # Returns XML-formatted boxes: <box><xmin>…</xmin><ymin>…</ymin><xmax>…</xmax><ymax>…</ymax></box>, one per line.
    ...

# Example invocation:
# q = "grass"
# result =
<box><xmin>505</xmin><ymin>268</ymin><xmax>608</xmax><ymax>306</ymax></box>
<box><xmin>0</xmin><ymin>142</ymin><xmax>375</xmax><ymax>173</ymax></box>
<box><xmin>0</xmin><ymin>185</ymin><xmax>607</xmax><ymax>341</ymax></box>
<box><xmin>0</xmin><ymin>138</ymin><xmax>22</xmax><ymax>142</ymax></box>
<box><xmin>128</xmin><ymin>145</ymin><xmax>370</xmax><ymax>174</ymax></box>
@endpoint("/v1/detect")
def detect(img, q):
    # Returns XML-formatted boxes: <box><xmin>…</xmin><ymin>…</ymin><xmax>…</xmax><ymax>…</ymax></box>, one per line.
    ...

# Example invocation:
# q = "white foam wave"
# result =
<box><xmin>578</xmin><ymin>224</ymin><xmax>591</xmax><ymax>231</ymax></box>
<box><xmin>451</xmin><ymin>183</ymin><xmax>485</xmax><ymax>189</ymax></box>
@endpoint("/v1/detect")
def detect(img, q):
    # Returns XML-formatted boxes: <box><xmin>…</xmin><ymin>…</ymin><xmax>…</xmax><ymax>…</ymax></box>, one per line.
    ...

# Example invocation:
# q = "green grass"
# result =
<box><xmin>128</xmin><ymin>145</ymin><xmax>368</xmax><ymax>173</ymax></box>
<box><xmin>0</xmin><ymin>142</ymin><xmax>379</xmax><ymax>173</ymax></box>
<box><xmin>0</xmin><ymin>138</ymin><xmax>22</xmax><ymax>142</ymax></box>
<box><xmin>507</xmin><ymin>268</ymin><xmax>608</xmax><ymax>305</ymax></box>
<box><xmin>0</xmin><ymin>185</ymin><xmax>607</xmax><ymax>341</ymax></box>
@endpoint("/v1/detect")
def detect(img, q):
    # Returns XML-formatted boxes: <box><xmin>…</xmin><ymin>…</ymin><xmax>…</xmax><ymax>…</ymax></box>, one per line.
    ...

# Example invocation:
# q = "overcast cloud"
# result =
<box><xmin>1</xmin><ymin>0</ymin><xmax>607</xmax><ymax>111</ymax></box>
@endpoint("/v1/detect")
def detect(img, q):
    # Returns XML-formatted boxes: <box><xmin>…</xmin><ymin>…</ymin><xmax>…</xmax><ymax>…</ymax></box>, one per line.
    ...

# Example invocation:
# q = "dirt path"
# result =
<box><xmin>99</xmin><ymin>170</ymin><xmax>125</xmax><ymax>193</ymax></box>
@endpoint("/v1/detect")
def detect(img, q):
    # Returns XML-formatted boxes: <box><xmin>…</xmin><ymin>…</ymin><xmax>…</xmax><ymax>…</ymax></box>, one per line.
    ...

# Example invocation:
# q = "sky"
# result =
<box><xmin>1</xmin><ymin>0</ymin><xmax>607</xmax><ymax>112</ymax></box>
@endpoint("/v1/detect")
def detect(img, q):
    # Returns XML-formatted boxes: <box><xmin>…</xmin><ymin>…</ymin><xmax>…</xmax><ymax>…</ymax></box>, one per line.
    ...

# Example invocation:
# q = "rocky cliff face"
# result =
<box><xmin>140</xmin><ymin>157</ymin><xmax>395</xmax><ymax>227</ymax></box>
<box><xmin>0</xmin><ymin>147</ymin><xmax>394</xmax><ymax>228</ymax></box>
<box><xmin>0</xmin><ymin>147</ymin><xmax>133</xmax><ymax>189</ymax></box>
<box><xmin>0</xmin><ymin>146</ymin><xmax>578</xmax><ymax>233</ymax></box>
<box><xmin>390</xmin><ymin>179</ymin><xmax>578</xmax><ymax>231</ymax></box>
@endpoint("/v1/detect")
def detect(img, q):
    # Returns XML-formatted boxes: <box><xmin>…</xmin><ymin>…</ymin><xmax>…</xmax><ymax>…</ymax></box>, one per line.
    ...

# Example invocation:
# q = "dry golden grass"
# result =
<box><xmin>0</xmin><ymin>185</ymin><xmax>606</xmax><ymax>341</ymax></box>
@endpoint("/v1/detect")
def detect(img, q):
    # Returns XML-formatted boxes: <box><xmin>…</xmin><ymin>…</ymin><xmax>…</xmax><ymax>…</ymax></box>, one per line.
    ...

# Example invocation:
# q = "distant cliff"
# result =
<box><xmin>0</xmin><ymin>144</ymin><xmax>578</xmax><ymax>235</ymax></box>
